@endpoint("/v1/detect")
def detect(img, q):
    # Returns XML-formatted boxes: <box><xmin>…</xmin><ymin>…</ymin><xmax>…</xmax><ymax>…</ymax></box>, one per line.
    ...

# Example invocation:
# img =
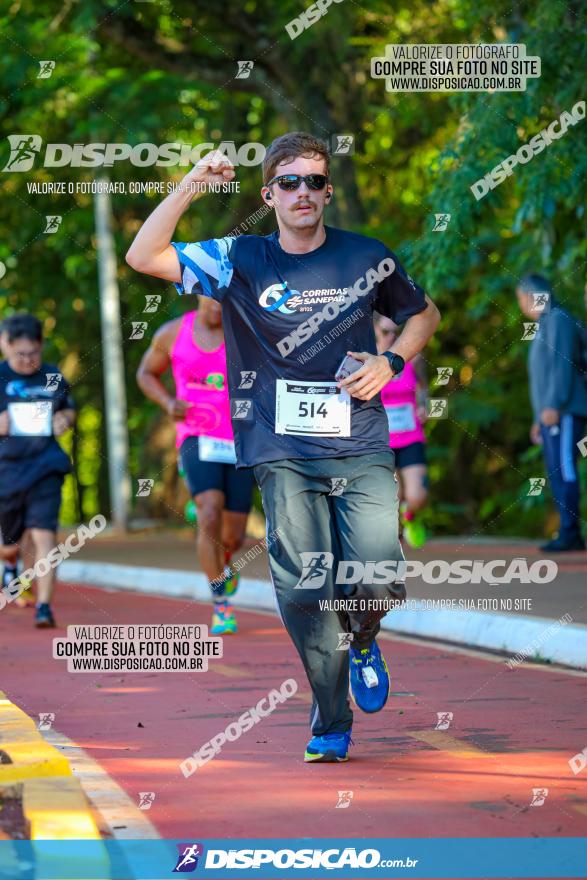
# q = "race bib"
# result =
<box><xmin>198</xmin><ymin>436</ymin><xmax>237</xmax><ymax>464</ymax></box>
<box><xmin>8</xmin><ymin>401</ymin><xmax>53</xmax><ymax>437</ymax></box>
<box><xmin>275</xmin><ymin>380</ymin><xmax>351</xmax><ymax>437</ymax></box>
<box><xmin>384</xmin><ymin>403</ymin><xmax>416</xmax><ymax>434</ymax></box>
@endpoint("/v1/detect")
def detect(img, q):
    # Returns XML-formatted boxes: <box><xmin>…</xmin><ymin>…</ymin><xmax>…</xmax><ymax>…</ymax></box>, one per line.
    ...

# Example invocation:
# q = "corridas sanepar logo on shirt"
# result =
<box><xmin>258</xmin><ymin>281</ymin><xmax>349</xmax><ymax>315</ymax></box>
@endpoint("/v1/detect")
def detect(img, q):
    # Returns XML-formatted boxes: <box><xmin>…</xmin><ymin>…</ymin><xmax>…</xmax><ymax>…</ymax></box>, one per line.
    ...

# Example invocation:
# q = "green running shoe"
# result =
<box><xmin>222</xmin><ymin>564</ymin><xmax>240</xmax><ymax>597</ymax></box>
<box><xmin>400</xmin><ymin>504</ymin><xmax>426</xmax><ymax>549</ymax></box>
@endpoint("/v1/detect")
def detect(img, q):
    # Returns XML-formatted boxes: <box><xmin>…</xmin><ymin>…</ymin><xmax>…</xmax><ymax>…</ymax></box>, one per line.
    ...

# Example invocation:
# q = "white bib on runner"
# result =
<box><xmin>198</xmin><ymin>435</ymin><xmax>237</xmax><ymax>464</ymax></box>
<box><xmin>384</xmin><ymin>403</ymin><xmax>416</xmax><ymax>434</ymax></box>
<box><xmin>275</xmin><ymin>379</ymin><xmax>351</xmax><ymax>437</ymax></box>
<box><xmin>8</xmin><ymin>401</ymin><xmax>52</xmax><ymax>436</ymax></box>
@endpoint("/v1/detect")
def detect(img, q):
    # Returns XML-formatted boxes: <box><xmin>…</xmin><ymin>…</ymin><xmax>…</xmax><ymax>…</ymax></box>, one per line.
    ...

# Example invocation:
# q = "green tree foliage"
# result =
<box><xmin>1</xmin><ymin>0</ymin><xmax>585</xmax><ymax>533</ymax></box>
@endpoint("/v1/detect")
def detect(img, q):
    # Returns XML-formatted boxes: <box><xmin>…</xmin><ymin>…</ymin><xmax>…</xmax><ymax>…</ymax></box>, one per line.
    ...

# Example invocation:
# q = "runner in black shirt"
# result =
<box><xmin>0</xmin><ymin>314</ymin><xmax>75</xmax><ymax>627</ymax></box>
<box><xmin>127</xmin><ymin>133</ymin><xmax>440</xmax><ymax>763</ymax></box>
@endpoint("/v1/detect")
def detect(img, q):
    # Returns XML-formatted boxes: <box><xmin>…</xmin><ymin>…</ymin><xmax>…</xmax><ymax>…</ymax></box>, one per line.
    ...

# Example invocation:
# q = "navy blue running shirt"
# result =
<box><xmin>0</xmin><ymin>361</ymin><xmax>74</xmax><ymax>494</ymax></box>
<box><xmin>172</xmin><ymin>225</ymin><xmax>427</xmax><ymax>468</ymax></box>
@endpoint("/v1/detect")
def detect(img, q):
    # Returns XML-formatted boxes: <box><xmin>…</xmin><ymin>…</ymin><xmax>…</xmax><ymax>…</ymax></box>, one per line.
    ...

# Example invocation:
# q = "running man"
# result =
<box><xmin>374</xmin><ymin>314</ymin><xmax>429</xmax><ymax>548</ymax></box>
<box><xmin>0</xmin><ymin>314</ymin><xmax>76</xmax><ymax>627</ymax></box>
<box><xmin>126</xmin><ymin>132</ymin><xmax>440</xmax><ymax>762</ymax></box>
<box><xmin>136</xmin><ymin>300</ymin><xmax>255</xmax><ymax>634</ymax></box>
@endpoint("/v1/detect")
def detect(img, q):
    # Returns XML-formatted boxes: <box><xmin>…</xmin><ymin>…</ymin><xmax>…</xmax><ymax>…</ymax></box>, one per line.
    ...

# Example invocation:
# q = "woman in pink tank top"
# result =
<box><xmin>375</xmin><ymin>314</ymin><xmax>429</xmax><ymax>548</ymax></box>
<box><xmin>137</xmin><ymin>300</ymin><xmax>255</xmax><ymax>636</ymax></box>
<box><xmin>171</xmin><ymin>310</ymin><xmax>234</xmax><ymax>447</ymax></box>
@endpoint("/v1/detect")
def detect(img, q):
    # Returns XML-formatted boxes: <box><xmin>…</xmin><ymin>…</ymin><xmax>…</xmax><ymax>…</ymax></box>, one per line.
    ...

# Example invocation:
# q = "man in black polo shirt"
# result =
<box><xmin>0</xmin><ymin>314</ymin><xmax>75</xmax><ymax>627</ymax></box>
<box><xmin>126</xmin><ymin>132</ymin><xmax>440</xmax><ymax>763</ymax></box>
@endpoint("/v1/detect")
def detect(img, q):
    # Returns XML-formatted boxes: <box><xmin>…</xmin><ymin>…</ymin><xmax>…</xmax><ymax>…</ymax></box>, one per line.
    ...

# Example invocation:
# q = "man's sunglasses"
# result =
<box><xmin>266</xmin><ymin>173</ymin><xmax>328</xmax><ymax>191</ymax></box>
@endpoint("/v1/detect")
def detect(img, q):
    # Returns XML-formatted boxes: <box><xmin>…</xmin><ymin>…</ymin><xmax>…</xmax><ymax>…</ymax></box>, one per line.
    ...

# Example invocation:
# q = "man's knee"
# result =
<box><xmin>0</xmin><ymin>543</ymin><xmax>19</xmax><ymax>563</ymax></box>
<box><xmin>196</xmin><ymin>505</ymin><xmax>222</xmax><ymax>537</ymax></box>
<box><xmin>29</xmin><ymin>529</ymin><xmax>55</xmax><ymax>555</ymax></box>
<box><xmin>223</xmin><ymin>531</ymin><xmax>245</xmax><ymax>556</ymax></box>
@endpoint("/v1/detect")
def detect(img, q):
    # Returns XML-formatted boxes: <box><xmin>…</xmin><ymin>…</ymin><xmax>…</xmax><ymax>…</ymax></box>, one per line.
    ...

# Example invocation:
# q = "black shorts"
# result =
<box><xmin>392</xmin><ymin>442</ymin><xmax>427</xmax><ymax>470</ymax></box>
<box><xmin>179</xmin><ymin>436</ymin><xmax>255</xmax><ymax>513</ymax></box>
<box><xmin>0</xmin><ymin>473</ymin><xmax>64</xmax><ymax>546</ymax></box>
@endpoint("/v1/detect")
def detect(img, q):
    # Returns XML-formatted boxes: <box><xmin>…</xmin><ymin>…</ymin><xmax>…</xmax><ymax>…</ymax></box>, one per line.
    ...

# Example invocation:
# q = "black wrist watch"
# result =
<box><xmin>382</xmin><ymin>351</ymin><xmax>405</xmax><ymax>377</ymax></box>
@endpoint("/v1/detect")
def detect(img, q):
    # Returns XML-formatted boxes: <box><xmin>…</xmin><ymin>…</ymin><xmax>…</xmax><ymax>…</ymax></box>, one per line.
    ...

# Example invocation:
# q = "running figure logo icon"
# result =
<box><xmin>231</xmin><ymin>399</ymin><xmax>253</xmax><ymax>420</ymax></box>
<box><xmin>144</xmin><ymin>294</ymin><xmax>161</xmax><ymax>313</ymax></box>
<box><xmin>44</xmin><ymin>373</ymin><xmax>62</xmax><ymax>391</ymax></box>
<box><xmin>44</xmin><ymin>215</ymin><xmax>62</xmax><ymax>233</ymax></box>
<box><xmin>238</xmin><ymin>371</ymin><xmax>257</xmax><ymax>389</ymax></box>
<box><xmin>173</xmin><ymin>843</ymin><xmax>204</xmax><ymax>872</ymax></box>
<box><xmin>136</xmin><ymin>479</ymin><xmax>155</xmax><ymax>497</ymax></box>
<box><xmin>531</xmin><ymin>292</ymin><xmax>550</xmax><ymax>312</ymax></box>
<box><xmin>2</xmin><ymin>135</ymin><xmax>43</xmax><ymax>172</ymax></box>
<box><xmin>522</xmin><ymin>322</ymin><xmax>538</xmax><ymax>340</ymax></box>
<box><xmin>295</xmin><ymin>552</ymin><xmax>334</xmax><ymax>589</ymax></box>
<box><xmin>530</xmin><ymin>788</ymin><xmax>548</xmax><ymax>807</ymax></box>
<box><xmin>427</xmin><ymin>399</ymin><xmax>448</xmax><ymax>419</ymax></box>
<box><xmin>33</xmin><ymin>401</ymin><xmax>51</xmax><ymax>423</ymax></box>
<box><xmin>138</xmin><ymin>791</ymin><xmax>156</xmax><ymax>810</ymax></box>
<box><xmin>336</xmin><ymin>632</ymin><xmax>354</xmax><ymax>651</ymax></box>
<box><xmin>130</xmin><ymin>322</ymin><xmax>148</xmax><ymax>340</ymax></box>
<box><xmin>38</xmin><ymin>713</ymin><xmax>55</xmax><ymax>731</ymax></box>
<box><xmin>328</xmin><ymin>477</ymin><xmax>347</xmax><ymax>496</ymax></box>
<box><xmin>434</xmin><ymin>367</ymin><xmax>453</xmax><ymax>386</ymax></box>
<box><xmin>432</xmin><ymin>213</ymin><xmax>451</xmax><ymax>231</ymax></box>
<box><xmin>335</xmin><ymin>790</ymin><xmax>354</xmax><ymax>808</ymax></box>
<box><xmin>236</xmin><ymin>61</ymin><xmax>254</xmax><ymax>79</ymax></box>
<box><xmin>37</xmin><ymin>61</ymin><xmax>56</xmax><ymax>78</ymax></box>
<box><xmin>435</xmin><ymin>711</ymin><xmax>453</xmax><ymax>730</ymax></box>
<box><xmin>332</xmin><ymin>135</ymin><xmax>355</xmax><ymax>155</ymax></box>
<box><xmin>527</xmin><ymin>477</ymin><xmax>546</xmax><ymax>496</ymax></box>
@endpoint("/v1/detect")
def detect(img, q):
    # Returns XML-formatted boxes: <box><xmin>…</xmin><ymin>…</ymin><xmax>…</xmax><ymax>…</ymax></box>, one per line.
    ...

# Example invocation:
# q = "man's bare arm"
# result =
<box><xmin>125</xmin><ymin>150</ymin><xmax>236</xmax><ymax>281</ymax></box>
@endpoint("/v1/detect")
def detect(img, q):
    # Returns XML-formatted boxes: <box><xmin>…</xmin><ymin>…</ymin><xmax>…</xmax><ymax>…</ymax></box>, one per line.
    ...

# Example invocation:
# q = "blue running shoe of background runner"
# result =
<box><xmin>349</xmin><ymin>640</ymin><xmax>389</xmax><ymax>713</ymax></box>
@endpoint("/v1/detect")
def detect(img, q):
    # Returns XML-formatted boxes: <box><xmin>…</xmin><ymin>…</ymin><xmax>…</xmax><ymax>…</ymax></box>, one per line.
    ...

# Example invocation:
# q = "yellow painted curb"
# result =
<box><xmin>0</xmin><ymin>691</ymin><xmax>103</xmax><ymax>841</ymax></box>
<box><xmin>0</xmin><ymin>743</ymin><xmax>71</xmax><ymax>783</ymax></box>
<box><xmin>23</xmin><ymin>776</ymin><xmax>102</xmax><ymax>840</ymax></box>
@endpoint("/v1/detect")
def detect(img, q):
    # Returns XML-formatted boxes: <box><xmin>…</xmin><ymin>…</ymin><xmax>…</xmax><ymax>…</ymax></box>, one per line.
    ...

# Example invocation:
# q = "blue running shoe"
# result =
<box><xmin>349</xmin><ymin>640</ymin><xmax>389</xmax><ymax>713</ymax></box>
<box><xmin>35</xmin><ymin>603</ymin><xmax>56</xmax><ymax>629</ymax></box>
<box><xmin>304</xmin><ymin>731</ymin><xmax>352</xmax><ymax>763</ymax></box>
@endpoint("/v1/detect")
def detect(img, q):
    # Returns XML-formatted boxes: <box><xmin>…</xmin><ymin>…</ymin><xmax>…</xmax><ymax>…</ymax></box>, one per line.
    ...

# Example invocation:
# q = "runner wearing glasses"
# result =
<box><xmin>126</xmin><ymin>132</ymin><xmax>440</xmax><ymax>763</ymax></box>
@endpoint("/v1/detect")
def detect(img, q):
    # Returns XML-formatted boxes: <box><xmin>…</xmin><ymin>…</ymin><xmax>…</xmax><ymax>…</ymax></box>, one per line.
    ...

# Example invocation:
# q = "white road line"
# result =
<box><xmin>43</xmin><ymin>726</ymin><xmax>160</xmax><ymax>840</ymax></box>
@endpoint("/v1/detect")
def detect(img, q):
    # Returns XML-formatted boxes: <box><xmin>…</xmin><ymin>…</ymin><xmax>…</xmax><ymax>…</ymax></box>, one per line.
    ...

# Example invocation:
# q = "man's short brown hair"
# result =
<box><xmin>263</xmin><ymin>132</ymin><xmax>330</xmax><ymax>185</ymax></box>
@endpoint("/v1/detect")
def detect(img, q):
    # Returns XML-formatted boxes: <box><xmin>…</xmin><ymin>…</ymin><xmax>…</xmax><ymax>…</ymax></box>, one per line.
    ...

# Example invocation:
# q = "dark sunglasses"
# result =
<box><xmin>266</xmin><ymin>173</ymin><xmax>328</xmax><ymax>191</ymax></box>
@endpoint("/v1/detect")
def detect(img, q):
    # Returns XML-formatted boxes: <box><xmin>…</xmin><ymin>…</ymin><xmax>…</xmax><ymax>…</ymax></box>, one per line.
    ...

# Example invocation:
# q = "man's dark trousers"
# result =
<box><xmin>540</xmin><ymin>414</ymin><xmax>585</xmax><ymax>540</ymax></box>
<box><xmin>254</xmin><ymin>451</ymin><xmax>406</xmax><ymax>737</ymax></box>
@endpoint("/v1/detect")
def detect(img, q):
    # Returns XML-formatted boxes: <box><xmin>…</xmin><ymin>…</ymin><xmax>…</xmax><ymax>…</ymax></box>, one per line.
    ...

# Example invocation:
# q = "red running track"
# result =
<box><xmin>1</xmin><ymin>580</ymin><xmax>586</xmax><ymax>846</ymax></box>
